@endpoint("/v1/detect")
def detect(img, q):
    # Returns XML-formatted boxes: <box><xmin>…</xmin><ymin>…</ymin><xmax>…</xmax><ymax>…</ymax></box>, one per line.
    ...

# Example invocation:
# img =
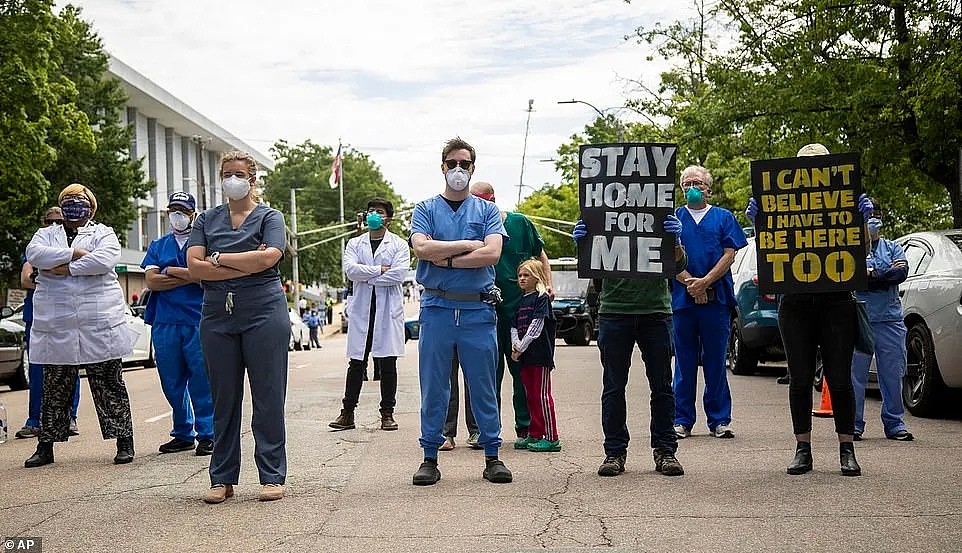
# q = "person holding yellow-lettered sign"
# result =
<box><xmin>746</xmin><ymin>143</ymin><xmax>874</xmax><ymax>478</ymax></box>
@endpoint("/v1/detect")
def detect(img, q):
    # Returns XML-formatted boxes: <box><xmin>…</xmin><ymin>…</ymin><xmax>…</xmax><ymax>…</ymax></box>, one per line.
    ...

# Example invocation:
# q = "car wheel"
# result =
<box><xmin>7</xmin><ymin>350</ymin><xmax>29</xmax><ymax>391</ymax></box>
<box><xmin>903</xmin><ymin>322</ymin><xmax>946</xmax><ymax>417</ymax></box>
<box><xmin>726</xmin><ymin>319</ymin><xmax>759</xmax><ymax>375</ymax></box>
<box><xmin>572</xmin><ymin>321</ymin><xmax>591</xmax><ymax>346</ymax></box>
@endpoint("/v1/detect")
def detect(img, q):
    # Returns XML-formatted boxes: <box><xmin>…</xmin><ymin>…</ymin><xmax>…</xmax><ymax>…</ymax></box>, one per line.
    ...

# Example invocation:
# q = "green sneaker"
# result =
<box><xmin>527</xmin><ymin>438</ymin><xmax>561</xmax><ymax>452</ymax></box>
<box><xmin>513</xmin><ymin>436</ymin><xmax>532</xmax><ymax>449</ymax></box>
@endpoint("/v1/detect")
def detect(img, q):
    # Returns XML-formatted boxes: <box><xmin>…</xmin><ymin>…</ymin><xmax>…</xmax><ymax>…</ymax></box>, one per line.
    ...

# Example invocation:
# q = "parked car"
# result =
<box><xmin>122</xmin><ymin>303</ymin><xmax>155</xmax><ymax>368</ymax></box>
<box><xmin>288</xmin><ymin>309</ymin><xmax>310</xmax><ymax>351</ymax></box>
<box><xmin>405</xmin><ymin>318</ymin><xmax>420</xmax><ymax>342</ymax></box>
<box><xmin>549</xmin><ymin>258</ymin><xmax>598</xmax><ymax>346</ymax></box>
<box><xmin>727</xmin><ymin>238</ymin><xmax>785</xmax><ymax>374</ymax></box>
<box><xmin>893</xmin><ymin>230</ymin><xmax>962</xmax><ymax>416</ymax></box>
<box><xmin>0</xmin><ymin>306</ymin><xmax>28</xmax><ymax>390</ymax></box>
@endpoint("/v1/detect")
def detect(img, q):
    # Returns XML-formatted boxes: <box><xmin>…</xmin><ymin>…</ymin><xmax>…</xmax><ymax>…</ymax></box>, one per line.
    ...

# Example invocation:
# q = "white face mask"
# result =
<box><xmin>222</xmin><ymin>176</ymin><xmax>251</xmax><ymax>201</ymax></box>
<box><xmin>445</xmin><ymin>168</ymin><xmax>471</xmax><ymax>191</ymax></box>
<box><xmin>168</xmin><ymin>211</ymin><xmax>192</xmax><ymax>232</ymax></box>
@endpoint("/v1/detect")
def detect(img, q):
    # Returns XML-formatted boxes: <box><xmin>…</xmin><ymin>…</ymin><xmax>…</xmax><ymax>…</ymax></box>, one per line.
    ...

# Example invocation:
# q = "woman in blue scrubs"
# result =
<box><xmin>187</xmin><ymin>151</ymin><xmax>290</xmax><ymax>503</ymax></box>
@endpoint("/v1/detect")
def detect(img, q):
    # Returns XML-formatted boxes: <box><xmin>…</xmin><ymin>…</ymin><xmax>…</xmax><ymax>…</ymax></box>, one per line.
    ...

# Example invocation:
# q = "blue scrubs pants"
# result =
<box><xmin>152</xmin><ymin>322</ymin><xmax>214</xmax><ymax>442</ymax></box>
<box><xmin>25</xmin><ymin>320</ymin><xmax>79</xmax><ymax>428</ymax></box>
<box><xmin>852</xmin><ymin>320</ymin><xmax>908</xmax><ymax>436</ymax></box>
<box><xmin>671</xmin><ymin>302</ymin><xmax>733</xmax><ymax>430</ymax></box>
<box><xmin>418</xmin><ymin>305</ymin><xmax>502</xmax><ymax>458</ymax></box>
<box><xmin>200</xmin><ymin>287</ymin><xmax>290</xmax><ymax>486</ymax></box>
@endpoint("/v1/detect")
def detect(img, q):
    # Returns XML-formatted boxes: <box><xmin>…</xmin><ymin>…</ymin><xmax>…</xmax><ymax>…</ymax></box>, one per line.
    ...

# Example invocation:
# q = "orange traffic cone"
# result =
<box><xmin>812</xmin><ymin>375</ymin><xmax>834</xmax><ymax>418</ymax></box>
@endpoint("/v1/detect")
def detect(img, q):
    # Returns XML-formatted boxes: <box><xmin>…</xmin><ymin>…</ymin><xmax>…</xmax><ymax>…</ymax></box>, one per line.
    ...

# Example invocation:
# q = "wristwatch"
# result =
<box><xmin>446</xmin><ymin>257</ymin><xmax>453</xmax><ymax>268</ymax></box>
<box><xmin>210</xmin><ymin>252</ymin><xmax>221</xmax><ymax>267</ymax></box>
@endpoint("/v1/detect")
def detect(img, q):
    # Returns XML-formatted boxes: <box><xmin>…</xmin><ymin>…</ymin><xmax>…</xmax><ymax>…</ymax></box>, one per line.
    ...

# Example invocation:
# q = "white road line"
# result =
<box><xmin>145</xmin><ymin>411</ymin><xmax>171</xmax><ymax>423</ymax></box>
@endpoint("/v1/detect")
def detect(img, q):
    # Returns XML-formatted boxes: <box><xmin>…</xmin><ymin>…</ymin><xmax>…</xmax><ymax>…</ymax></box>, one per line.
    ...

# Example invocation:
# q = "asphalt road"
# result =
<box><xmin>1</xmin><ymin>321</ymin><xmax>960</xmax><ymax>553</ymax></box>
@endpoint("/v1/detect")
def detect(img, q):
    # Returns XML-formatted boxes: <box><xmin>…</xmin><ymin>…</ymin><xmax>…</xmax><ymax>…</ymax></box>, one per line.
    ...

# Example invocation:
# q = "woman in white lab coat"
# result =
<box><xmin>23</xmin><ymin>184</ymin><xmax>137</xmax><ymax>468</ymax></box>
<box><xmin>329</xmin><ymin>199</ymin><xmax>410</xmax><ymax>432</ymax></box>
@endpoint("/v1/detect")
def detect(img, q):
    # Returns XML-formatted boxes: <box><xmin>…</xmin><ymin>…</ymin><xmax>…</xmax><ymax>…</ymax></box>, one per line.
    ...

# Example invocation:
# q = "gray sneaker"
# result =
<box><xmin>466</xmin><ymin>431</ymin><xmax>481</xmax><ymax>450</ymax></box>
<box><xmin>711</xmin><ymin>424</ymin><xmax>735</xmax><ymax>439</ymax></box>
<box><xmin>673</xmin><ymin>424</ymin><xmax>691</xmax><ymax>439</ymax></box>
<box><xmin>68</xmin><ymin>419</ymin><xmax>79</xmax><ymax>436</ymax></box>
<box><xmin>15</xmin><ymin>425</ymin><xmax>40</xmax><ymax>439</ymax></box>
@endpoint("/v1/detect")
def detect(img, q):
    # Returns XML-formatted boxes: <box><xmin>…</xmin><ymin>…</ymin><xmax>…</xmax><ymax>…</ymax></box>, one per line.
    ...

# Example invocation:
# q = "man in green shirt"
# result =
<box><xmin>573</xmin><ymin>215</ymin><xmax>687</xmax><ymax>477</ymax></box>
<box><xmin>469</xmin><ymin>182</ymin><xmax>552</xmax><ymax>447</ymax></box>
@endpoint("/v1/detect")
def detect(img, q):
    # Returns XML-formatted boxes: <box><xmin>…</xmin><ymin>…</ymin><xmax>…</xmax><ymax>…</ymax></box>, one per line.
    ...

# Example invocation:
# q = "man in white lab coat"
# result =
<box><xmin>329</xmin><ymin>198</ymin><xmax>410</xmax><ymax>431</ymax></box>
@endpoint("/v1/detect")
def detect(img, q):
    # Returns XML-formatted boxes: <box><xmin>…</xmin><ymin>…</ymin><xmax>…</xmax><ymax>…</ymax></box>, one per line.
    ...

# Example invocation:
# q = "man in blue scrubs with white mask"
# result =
<box><xmin>410</xmin><ymin>137</ymin><xmax>512</xmax><ymax>486</ymax></box>
<box><xmin>141</xmin><ymin>192</ymin><xmax>214</xmax><ymax>456</ymax></box>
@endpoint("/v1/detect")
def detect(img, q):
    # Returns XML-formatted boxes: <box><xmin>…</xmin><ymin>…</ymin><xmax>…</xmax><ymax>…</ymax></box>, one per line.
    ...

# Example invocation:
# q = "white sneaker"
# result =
<box><xmin>711</xmin><ymin>424</ymin><xmax>735</xmax><ymax>439</ymax></box>
<box><xmin>673</xmin><ymin>424</ymin><xmax>691</xmax><ymax>439</ymax></box>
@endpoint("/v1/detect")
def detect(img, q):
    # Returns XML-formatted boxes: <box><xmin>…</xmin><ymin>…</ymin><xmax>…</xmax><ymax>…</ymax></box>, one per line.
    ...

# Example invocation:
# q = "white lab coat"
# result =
<box><xmin>343</xmin><ymin>230</ymin><xmax>410</xmax><ymax>360</ymax></box>
<box><xmin>25</xmin><ymin>221</ymin><xmax>137</xmax><ymax>365</ymax></box>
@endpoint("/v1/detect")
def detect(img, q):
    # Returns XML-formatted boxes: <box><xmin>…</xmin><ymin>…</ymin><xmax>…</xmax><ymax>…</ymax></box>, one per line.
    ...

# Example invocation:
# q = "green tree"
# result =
<box><xmin>263</xmin><ymin>140</ymin><xmax>408</xmax><ymax>287</ymax></box>
<box><xmin>628</xmin><ymin>0</ymin><xmax>959</xmax><ymax>234</ymax></box>
<box><xmin>0</xmin><ymin>0</ymin><xmax>93</xmax><ymax>284</ymax></box>
<box><xmin>43</xmin><ymin>5</ymin><xmax>151</xmax><ymax>242</ymax></box>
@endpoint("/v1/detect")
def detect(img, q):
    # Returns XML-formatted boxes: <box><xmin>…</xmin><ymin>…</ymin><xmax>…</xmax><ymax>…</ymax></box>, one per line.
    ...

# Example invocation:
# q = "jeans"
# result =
<box><xmin>852</xmin><ymin>320</ymin><xmax>908</xmax><ymax>436</ymax></box>
<box><xmin>598</xmin><ymin>313</ymin><xmax>678</xmax><ymax>456</ymax></box>
<box><xmin>778</xmin><ymin>292</ymin><xmax>856</xmax><ymax>435</ymax></box>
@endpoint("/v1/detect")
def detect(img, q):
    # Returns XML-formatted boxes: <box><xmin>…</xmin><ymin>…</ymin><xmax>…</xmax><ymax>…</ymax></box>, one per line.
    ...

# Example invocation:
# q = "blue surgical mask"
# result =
<box><xmin>685</xmin><ymin>186</ymin><xmax>704</xmax><ymax>205</ymax></box>
<box><xmin>867</xmin><ymin>217</ymin><xmax>882</xmax><ymax>236</ymax></box>
<box><xmin>61</xmin><ymin>199</ymin><xmax>92</xmax><ymax>222</ymax></box>
<box><xmin>366</xmin><ymin>212</ymin><xmax>384</xmax><ymax>230</ymax></box>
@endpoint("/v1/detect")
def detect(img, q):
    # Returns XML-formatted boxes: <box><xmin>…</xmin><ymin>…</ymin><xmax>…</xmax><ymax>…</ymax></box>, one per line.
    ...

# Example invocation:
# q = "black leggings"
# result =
<box><xmin>778</xmin><ymin>292</ymin><xmax>856</xmax><ymax>436</ymax></box>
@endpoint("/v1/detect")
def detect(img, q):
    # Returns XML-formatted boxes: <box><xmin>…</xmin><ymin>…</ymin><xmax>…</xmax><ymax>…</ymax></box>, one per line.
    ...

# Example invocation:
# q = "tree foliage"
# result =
<box><xmin>262</xmin><ymin>140</ymin><xmax>408</xmax><ymax>287</ymax></box>
<box><xmin>628</xmin><ymin>0</ymin><xmax>960</xmax><ymax>234</ymax></box>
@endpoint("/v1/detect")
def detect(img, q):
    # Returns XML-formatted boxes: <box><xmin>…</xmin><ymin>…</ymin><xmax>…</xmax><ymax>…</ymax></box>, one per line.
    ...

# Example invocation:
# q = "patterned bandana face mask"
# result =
<box><xmin>61</xmin><ymin>199</ymin><xmax>92</xmax><ymax>221</ymax></box>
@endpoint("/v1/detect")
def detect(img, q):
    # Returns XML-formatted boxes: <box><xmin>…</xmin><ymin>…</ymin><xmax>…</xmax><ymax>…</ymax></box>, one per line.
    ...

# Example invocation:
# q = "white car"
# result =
<box><xmin>123</xmin><ymin>303</ymin><xmax>154</xmax><ymax>368</ymax></box>
<box><xmin>289</xmin><ymin>309</ymin><xmax>310</xmax><ymax>351</ymax></box>
<box><xmin>896</xmin><ymin>230</ymin><xmax>962</xmax><ymax>416</ymax></box>
<box><xmin>0</xmin><ymin>307</ymin><xmax>28</xmax><ymax>390</ymax></box>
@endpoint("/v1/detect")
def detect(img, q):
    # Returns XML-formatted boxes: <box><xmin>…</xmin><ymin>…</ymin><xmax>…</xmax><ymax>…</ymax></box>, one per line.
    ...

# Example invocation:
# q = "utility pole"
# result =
<box><xmin>518</xmin><ymin>99</ymin><xmax>534</xmax><ymax>206</ymax></box>
<box><xmin>192</xmin><ymin>136</ymin><xmax>209</xmax><ymax>209</ymax></box>
<box><xmin>290</xmin><ymin>187</ymin><xmax>300</xmax><ymax>313</ymax></box>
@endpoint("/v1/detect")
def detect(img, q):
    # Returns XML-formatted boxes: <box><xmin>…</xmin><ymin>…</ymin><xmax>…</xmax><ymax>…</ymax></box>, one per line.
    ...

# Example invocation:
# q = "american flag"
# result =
<box><xmin>329</xmin><ymin>144</ymin><xmax>342</xmax><ymax>189</ymax></box>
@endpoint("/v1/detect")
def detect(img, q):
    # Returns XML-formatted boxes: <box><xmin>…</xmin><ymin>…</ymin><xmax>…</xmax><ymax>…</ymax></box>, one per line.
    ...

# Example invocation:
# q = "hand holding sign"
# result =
<box><xmin>746</xmin><ymin>197</ymin><xmax>758</xmax><ymax>223</ymax></box>
<box><xmin>663</xmin><ymin>215</ymin><xmax>683</xmax><ymax>243</ymax></box>
<box><xmin>572</xmin><ymin>220</ymin><xmax>587</xmax><ymax>242</ymax></box>
<box><xmin>857</xmin><ymin>193</ymin><xmax>873</xmax><ymax>218</ymax></box>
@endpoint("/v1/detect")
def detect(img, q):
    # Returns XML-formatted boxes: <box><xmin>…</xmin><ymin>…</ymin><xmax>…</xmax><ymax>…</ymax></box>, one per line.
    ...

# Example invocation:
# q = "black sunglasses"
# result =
<box><xmin>44</xmin><ymin>219</ymin><xmax>63</xmax><ymax>225</ymax></box>
<box><xmin>444</xmin><ymin>159</ymin><xmax>473</xmax><ymax>170</ymax></box>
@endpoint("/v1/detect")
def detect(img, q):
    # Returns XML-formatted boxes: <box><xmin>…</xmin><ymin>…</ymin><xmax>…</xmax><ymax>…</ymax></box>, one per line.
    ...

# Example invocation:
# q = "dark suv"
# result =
<box><xmin>727</xmin><ymin>238</ymin><xmax>784</xmax><ymax>374</ymax></box>
<box><xmin>550</xmin><ymin>258</ymin><xmax>598</xmax><ymax>346</ymax></box>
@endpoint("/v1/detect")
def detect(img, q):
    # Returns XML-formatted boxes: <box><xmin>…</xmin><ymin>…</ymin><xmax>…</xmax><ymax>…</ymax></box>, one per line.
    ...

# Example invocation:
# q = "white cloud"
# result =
<box><xmin>64</xmin><ymin>0</ymin><xmax>693</xmax><ymax>211</ymax></box>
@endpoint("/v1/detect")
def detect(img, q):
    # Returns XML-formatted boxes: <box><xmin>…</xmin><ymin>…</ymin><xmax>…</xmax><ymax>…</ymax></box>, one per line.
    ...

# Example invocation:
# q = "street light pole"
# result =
<box><xmin>518</xmin><ymin>99</ymin><xmax>534</xmax><ymax>206</ymax></box>
<box><xmin>558</xmin><ymin>99</ymin><xmax>624</xmax><ymax>141</ymax></box>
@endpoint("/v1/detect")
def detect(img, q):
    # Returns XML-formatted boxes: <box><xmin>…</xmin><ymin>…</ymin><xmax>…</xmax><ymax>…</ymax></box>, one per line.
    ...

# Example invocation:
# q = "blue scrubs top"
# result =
<box><xmin>411</xmin><ymin>194</ymin><xmax>507</xmax><ymax>310</ymax></box>
<box><xmin>671</xmin><ymin>205</ymin><xmax>747</xmax><ymax>310</ymax></box>
<box><xmin>187</xmin><ymin>204</ymin><xmax>287</xmax><ymax>291</ymax></box>
<box><xmin>856</xmin><ymin>238</ymin><xmax>906</xmax><ymax>323</ymax></box>
<box><xmin>141</xmin><ymin>233</ymin><xmax>204</xmax><ymax>325</ymax></box>
<box><xmin>21</xmin><ymin>255</ymin><xmax>33</xmax><ymax>323</ymax></box>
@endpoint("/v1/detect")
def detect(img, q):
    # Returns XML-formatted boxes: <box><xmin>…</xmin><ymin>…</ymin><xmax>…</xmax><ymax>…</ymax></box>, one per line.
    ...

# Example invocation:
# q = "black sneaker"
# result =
<box><xmin>482</xmin><ymin>459</ymin><xmax>513</xmax><ymax>483</ymax></box>
<box><xmin>195</xmin><ymin>439</ymin><xmax>214</xmax><ymax>456</ymax></box>
<box><xmin>597</xmin><ymin>453</ymin><xmax>626</xmax><ymax>477</ymax></box>
<box><xmin>158</xmin><ymin>438</ymin><xmax>195</xmax><ymax>454</ymax></box>
<box><xmin>413</xmin><ymin>460</ymin><xmax>441</xmax><ymax>486</ymax></box>
<box><xmin>654</xmin><ymin>450</ymin><xmax>684</xmax><ymax>476</ymax></box>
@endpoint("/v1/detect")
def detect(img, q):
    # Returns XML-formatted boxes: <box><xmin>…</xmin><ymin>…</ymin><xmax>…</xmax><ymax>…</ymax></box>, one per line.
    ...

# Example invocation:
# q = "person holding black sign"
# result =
<box><xmin>746</xmin><ymin>143</ymin><xmax>874</xmax><ymax>477</ymax></box>
<box><xmin>670</xmin><ymin>165</ymin><xmax>747</xmax><ymax>440</ymax></box>
<box><xmin>572</xmin><ymin>215</ymin><xmax>688</xmax><ymax>477</ymax></box>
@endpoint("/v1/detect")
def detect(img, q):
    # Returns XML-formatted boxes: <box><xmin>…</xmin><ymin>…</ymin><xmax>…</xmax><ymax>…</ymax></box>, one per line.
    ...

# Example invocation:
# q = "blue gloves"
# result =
<box><xmin>572</xmin><ymin>219</ymin><xmax>587</xmax><ymax>242</ymax></box>
<box><xmin>745</xmin><ymin>197</ymin><xmax>758</xmax><ymax>223</ymax></box>
<box><xmin>664</xmin><ymin>214</ymin><xmax>682</xmax><ymax>243</ymax></box>
<box><xmin>858</xmin><ymin>193</ymin><xmax>873</xmax><ymax>219</ymax></box>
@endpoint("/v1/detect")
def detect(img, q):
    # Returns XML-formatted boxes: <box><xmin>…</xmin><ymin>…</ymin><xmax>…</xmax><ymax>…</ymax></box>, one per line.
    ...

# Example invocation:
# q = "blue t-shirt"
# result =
<box><xmin>513</xmin><ymin>291</ymin><xmax>556</xmax><ymax>368</ymax></box>
<box><xmin>187</xmin><ymin>204</ymin><xmax>287</xmax><ymax>291</ymax></box>
<box><xmin>671</xmin><ymin>205</ymin><xmax>747</xmax><ymax>310</ymax></box>
<box><xmin>21</xmin><ymin>255</ymin><xmax>33</xmax><ymax>323</ymax></box>
<box><xmin>411</xmin><ymin>194</ymin><xmax>507</xmax><ymax>309</ymax></box>
<box><xmin>141</xmin><ymin>233</ymin><xmax>204</xmax><ymax>325</ymax></box>
<box><xmin>856</xmin><ymin>238</ymin><xmax>907</xmax><ymax>323</ymax></box>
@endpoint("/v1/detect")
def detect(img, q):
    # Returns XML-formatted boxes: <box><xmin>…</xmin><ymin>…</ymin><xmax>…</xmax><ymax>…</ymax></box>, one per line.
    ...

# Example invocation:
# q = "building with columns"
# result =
<box><xmin>109</xmin><ymin>56</ymin><xmax>274</xmax><ymax>301</ymax></box>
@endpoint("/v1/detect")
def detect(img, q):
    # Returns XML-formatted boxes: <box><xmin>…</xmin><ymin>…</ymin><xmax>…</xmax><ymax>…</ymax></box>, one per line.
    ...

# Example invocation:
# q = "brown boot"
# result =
<box><xmin>329</xmin><ymin>409</ymin><xmax>355</xmax><ymax>430</ymax></box>
<box><xmin>380</xmin><ymin>411</ymin><xmax>398</xmax><ymax>431</ymax></box>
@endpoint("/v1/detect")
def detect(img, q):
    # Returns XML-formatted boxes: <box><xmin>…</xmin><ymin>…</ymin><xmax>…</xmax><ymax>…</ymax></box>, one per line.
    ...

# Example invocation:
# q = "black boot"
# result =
<box><xmin>114</xmin><ymin>436</ymin><xmax>135</xmax><ymax>465</ymax></box>
<box><xmin>25</xmin><ymin>441</ymin><xmax>55</xmax><ymax>468</ymax></box>
<box><xmin>786</xmin><ymin>441</ymin><xmax>813</xmax><ymax>475</ymax></box>
<box><xmin>839</xmin><ymin>442</ymin><xmax>861</xmax><ymax>477</ymax></box>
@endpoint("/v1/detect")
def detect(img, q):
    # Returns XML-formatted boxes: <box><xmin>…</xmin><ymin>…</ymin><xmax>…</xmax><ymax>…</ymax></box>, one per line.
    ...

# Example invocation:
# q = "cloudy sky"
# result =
<box><xmin>62</xmin><ymin>0</ymin><xmax>691</xmax><ymax>210</ymax></box>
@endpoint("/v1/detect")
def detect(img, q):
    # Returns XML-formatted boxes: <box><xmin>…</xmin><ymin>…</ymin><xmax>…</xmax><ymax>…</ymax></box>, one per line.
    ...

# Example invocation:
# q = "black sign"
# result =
<box><xmin>750</xmin><ymin>152</ymin><xmax>868</xmax><ymax>294</ymax></box>
<box><xmin>576</xmin><ymin>143</ymin><xmax>677</xmax><ymax>279</ymax></box>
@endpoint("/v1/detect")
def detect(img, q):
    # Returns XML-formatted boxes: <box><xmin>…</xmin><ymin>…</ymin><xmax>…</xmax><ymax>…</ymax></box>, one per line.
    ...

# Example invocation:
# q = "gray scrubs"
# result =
<box><xmin>188</xmin><ymin>204</ymin><xmax>290</xmax><ymax>486</ymax></box>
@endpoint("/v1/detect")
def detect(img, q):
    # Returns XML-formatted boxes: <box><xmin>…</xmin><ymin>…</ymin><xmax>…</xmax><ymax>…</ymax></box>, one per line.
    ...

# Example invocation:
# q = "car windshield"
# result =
<box><xmin>551</xmin><ymin>270</ymin><xmax>589</xmax><ymax>299</ymax></box>
<box><xmin>946</xmin><ymin>233</ymin><xmax>962</xmax><ymax>253</ymax></box>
